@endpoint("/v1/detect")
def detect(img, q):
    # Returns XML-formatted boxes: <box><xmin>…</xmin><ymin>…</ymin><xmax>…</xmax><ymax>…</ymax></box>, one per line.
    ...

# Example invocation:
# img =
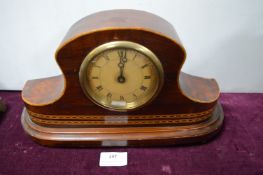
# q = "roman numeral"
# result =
<box><xmin>141</xmin><ymin>64</ymin><xmax>148</xmax><ymax>69</ymax></box>
<box><xmin>91</xmin><ymin>61</ymin><xmax>100</xmax><ymax>67</ymax></box>
<box><xmin>140</xmin><ymin>86</ymin><xmax>147</xmax><ymax>91</ymax></box>
<box><xmin>133</xmin><ymin>52</ymin><xmax>138</xmax><ymax>60</ymax></box>
<box><xmin>120</xmin><ymin>96</ymin><xmax>124</xmax><ymax>101</ymax></box>
<box><xmin>96</xmin><ymin>85</ymin><xmax>103</xmax><ymax>91</ymax></box>
<box><xmin>144</xmin><ymin>76</ymin><xmax>151</xmax><ymax>79</ymax></box>
<box><xmin>103</xmin><ymin>54</ymin><xmax>110</xmax><ymax>61</ymax></box>
<box><xmin>91</xmin><ymin>76</ymin><xmax>99</xmax><ymax>79</ymax></box>
<box><xmin>107</xmin><ymin>93</ymin><xmax>112</xmax><ymax>99</ymax></box>
<box><xmin>118</xmin><ymin>50</ymin><xmax>126</xmax><ymax>58</ymax></box>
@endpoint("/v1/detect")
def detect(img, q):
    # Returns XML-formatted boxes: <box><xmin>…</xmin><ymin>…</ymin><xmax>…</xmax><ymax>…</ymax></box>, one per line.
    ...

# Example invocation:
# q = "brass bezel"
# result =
<box><xmin>79</xmin><ymin>41</ymin><xmax>164</xmax><ymax>112</ymax></box>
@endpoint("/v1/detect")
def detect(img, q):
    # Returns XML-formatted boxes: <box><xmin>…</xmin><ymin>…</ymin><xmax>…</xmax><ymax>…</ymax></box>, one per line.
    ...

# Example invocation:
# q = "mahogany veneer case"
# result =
<box><xmin>21</xmin><ymin>9</ymin><xmax>224</xmax><ymax>147</ymax></box>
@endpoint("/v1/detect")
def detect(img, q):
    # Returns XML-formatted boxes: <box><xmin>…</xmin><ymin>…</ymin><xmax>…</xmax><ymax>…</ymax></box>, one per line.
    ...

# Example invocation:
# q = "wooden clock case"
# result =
<box><xmin>21</xmin><ymin>9</ymin><xmax>224</xmax><ymax>147</ymax></box>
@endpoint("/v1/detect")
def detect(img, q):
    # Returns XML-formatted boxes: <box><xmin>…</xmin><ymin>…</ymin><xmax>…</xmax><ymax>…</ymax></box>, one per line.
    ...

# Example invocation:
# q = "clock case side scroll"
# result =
<box><xmin>21</xmin><ymin>10</ymin><xmax>223</xmax><ymax>146</ymax></box>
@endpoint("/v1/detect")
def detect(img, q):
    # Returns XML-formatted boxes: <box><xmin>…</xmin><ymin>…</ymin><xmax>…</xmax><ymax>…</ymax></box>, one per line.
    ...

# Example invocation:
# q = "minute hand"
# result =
<box><xmin>117</xmin><ymin>50</ymin><xmax>127</xmax><ymax>83</ymax></box>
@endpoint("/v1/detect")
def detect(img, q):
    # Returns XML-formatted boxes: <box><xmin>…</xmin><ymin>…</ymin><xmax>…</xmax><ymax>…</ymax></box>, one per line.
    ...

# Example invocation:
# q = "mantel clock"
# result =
<box><xmin>21</xmin><ymin>9</ymin><xmax>224</xmax><ymax>146</ymax></box>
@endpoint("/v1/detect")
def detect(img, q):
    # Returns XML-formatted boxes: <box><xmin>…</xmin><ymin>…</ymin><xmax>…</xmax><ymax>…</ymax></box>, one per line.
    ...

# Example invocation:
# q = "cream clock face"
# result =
<box><xmin>79</xmin><ymin>41</ymin><xmax>164</xmax><ymax>111</ymax></box>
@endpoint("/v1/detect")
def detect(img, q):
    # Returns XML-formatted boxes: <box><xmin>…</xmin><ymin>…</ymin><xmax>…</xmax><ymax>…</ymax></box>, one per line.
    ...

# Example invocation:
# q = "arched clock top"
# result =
<box><xmin>21</xmin><ymin>9</ymin><xmax>223</xmax><ymax>146</ymax></box>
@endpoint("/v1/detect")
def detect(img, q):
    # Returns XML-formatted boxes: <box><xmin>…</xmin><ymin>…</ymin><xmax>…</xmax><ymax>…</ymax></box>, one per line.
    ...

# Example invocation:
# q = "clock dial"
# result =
<box><xmin>79</xmin><ymin>41</ymin><xmax>164</xmax><ymax>111</ymax></box>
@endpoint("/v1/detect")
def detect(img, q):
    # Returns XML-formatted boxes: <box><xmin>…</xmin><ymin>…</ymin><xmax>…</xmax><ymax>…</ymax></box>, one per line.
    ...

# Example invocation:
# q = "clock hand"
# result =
<box><xmin>118</xmin><ymin>64</ymin><xmax>125</xmax><ymax>83</ymax></box>
<box><xmin>117</xmin><ymin>50</ymin><xmax>127</xmax><ymax>83</ymax></box>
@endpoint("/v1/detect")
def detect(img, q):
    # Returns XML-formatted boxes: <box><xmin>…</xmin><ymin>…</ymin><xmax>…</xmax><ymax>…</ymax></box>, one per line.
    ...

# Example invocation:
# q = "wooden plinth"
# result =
<box><xmin>21</xmin><ymin>103</ymin><xmax>223</xmax><ymax>147</ymax></box>
<box><xmin>21</xmin><ymin>10</ymin><xmax>224</xmax><ymax>147</ymax></box>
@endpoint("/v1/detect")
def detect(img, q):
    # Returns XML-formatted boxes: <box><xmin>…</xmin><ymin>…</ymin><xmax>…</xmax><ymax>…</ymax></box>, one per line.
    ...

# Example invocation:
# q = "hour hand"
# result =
<box><xmin>117</xmin><ymin>50</ymin><xmax>127</xmax><ymax>83</ymax></box>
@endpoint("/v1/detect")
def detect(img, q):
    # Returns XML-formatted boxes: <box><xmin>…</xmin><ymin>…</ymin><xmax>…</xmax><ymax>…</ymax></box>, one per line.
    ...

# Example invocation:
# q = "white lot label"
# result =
<box><xmin>111</xmin><ymin>100</ymin><xmax>127</xmax><ymax>107</ymax></box>
<box><xmin>99</xmin><ymin>152</ymin><xmax>127</xmax><ymax>167</ymax></box>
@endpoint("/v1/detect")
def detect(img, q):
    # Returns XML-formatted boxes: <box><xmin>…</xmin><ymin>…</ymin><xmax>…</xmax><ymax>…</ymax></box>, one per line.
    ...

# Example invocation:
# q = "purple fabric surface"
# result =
<box><xmin>0</xmin><ymin>91</ymin><xmax>262</xmax><ymax>175</ymax></box>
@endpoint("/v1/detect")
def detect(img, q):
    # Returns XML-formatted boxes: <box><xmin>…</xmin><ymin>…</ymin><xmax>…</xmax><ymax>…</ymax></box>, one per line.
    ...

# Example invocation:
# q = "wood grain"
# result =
<box><xmin>21</xmin><ymin>9</ymin><xmax>224</xmax><ymax>146</ymax></box>
<box><xmin>21</xmin><ymin>103</ymin><xmax>223</xmax><ymax>146</ymax></box>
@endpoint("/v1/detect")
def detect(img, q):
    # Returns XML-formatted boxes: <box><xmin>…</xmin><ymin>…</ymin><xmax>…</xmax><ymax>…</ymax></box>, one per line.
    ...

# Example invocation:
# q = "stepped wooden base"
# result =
<box><xmin>21</xmin><ymin>103</ymin><xmax>224</xmax><ymax>147</ymax></box>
